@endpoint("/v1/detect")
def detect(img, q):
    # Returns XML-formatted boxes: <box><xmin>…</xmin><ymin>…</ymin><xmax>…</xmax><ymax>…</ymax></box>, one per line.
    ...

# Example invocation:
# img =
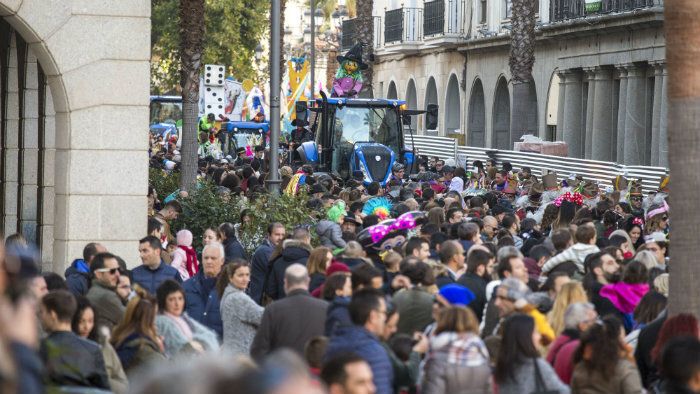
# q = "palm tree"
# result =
<box><xmin>355</xmin><ymin>0</ymin><xmax>374</xmax><ymax>97</ymax></box>
<box><xmin>666</xmin><ymin>0</ymin><xmax>700</xmax><ymax>317</ymax></box>
<box><xmin>179</xmin><ymin>0</ymin><xmax>206</xmax><ymax>192</ymax></box>
<box><xmin>508</xmin><ymin>0</ymin><xmax>537</xmax><ymax>148</ymax></box>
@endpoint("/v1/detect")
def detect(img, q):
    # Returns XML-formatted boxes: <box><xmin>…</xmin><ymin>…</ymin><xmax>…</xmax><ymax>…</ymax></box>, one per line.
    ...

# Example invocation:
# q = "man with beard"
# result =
<box><xmin>491</xmin><ymin>170</ymin><xmax>508</xmax><ymax>192</ymax></box>
<box><xmin>628</xmin><ymin>181</ymin><xmax>645</xmax><ymax>218</ymax></box>
<box><xmin>457</xmin><ymin>248</ymin><xmax>494</xmax><ymax>322</ymax></box>
<box><xmin>582</xmin><ymin>252</ymin><xmax>624</xmax><ymax>321</ymax></box>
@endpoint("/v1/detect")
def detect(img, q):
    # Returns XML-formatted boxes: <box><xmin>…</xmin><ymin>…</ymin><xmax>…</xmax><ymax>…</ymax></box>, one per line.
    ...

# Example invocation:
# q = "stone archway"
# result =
<box><xmin>0</xmin><ymin>1</ymin><xmax>150</xmax><ymax>270</ymax></box>
<box><xmin>492</xmin><ymin>77</ymin><xmax>511</xmax><ymax>150</ymax></box>
<box><xmin>425</xmin><ymin>77</ymin><xmax>438</xmax><ymax>133</ymax></box>
<box><xmin>445</xmin><ymin>73</ymin><xmax>460</xmax><ymax>134</ymax></box>
<box><xmin>405</xmin><ymin>78</ymin><xmax>419</xmax><ymax>130</ymax></box>
<box><xmin>468</xmin><ymin>78</ymin><xmax>486</xmax><ymax>147</ymax></box>
<box><xmin>387</xmin><ymin>80</ymin><xmax>398</xmax><ymax>99</ymax></box>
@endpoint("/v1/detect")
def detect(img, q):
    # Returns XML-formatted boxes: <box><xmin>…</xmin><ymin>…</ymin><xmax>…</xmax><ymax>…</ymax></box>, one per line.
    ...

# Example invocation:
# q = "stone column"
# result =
<box><xmin>3</xmin><ymin>33</ymin><xmax>20</xmax><ymax>236</ymax></box>
<box><xmin>556</xmin><ymin>70</ymin><xmax>567</xmax><ymax>142</ymax></box>
<box><xmin>650</xmin><ymin>63</ymin><xmax>664</xmax><ymax>166</ymax></box>
<box><xmin>591</xmin><ymin>67</ymin><xmax>614</xmax><ymax>161</ymax></box>
<box><xmin>659</xmin><ymin>65</ymin><xmax>668</xmax><ymax>168</ymax></box>
<box><xmin>615</xmin><ymin>65</ymin><xmax>629</xmax><ymax>163</ymax></box>
<box><xmin>561</xmin><ymin>70</ymin><xmax>584</xmax><ymax>158</ymax></box>
<box><xmin>624</xmin><ymin>64</ymin><xmax>647</xmax><ymax>165</ymax></box>
<box><xmin>583</xmin><ymin>68</ymin><xmax>596</xmax><ymax>159</ymax></box>
<box><xmin>20</xmin><ymin>50</ymin><xmax>40</xmax><ymax>242</ymax></box>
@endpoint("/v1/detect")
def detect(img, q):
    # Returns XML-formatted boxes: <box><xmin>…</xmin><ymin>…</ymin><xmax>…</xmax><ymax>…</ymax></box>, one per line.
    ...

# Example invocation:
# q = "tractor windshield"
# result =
<box><xmin>332</xmin><ymin>105</ymin><xmax>401</xmax><ymax>154</ymax></box>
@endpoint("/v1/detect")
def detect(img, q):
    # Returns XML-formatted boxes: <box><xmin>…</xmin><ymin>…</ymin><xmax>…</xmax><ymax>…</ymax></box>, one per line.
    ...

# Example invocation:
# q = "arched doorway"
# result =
<box><xmin>0</xmin><ymin>1</ymin><xmax>150</xmax><ymax>270</ymax></box>
<box><xmin>526</xmin><ymin>79</ymin><xmax>538</xmax><ymax>135</ymax></box>
<box><xmin>492</xmin><ymin>77</ymin><xmax>511</xmax><ymax>150</ymax></box>
<box><xmin>425</xmin><ymin>77</ymin><xmax>438</xmax><ymax>133</ymax></box>
<box><xmin>445</xmin><ymin>74</ymin><xmax>460</xmax><ymax>134</ymax></box>
<box><xmin>387</xmin><ymin>80</ymin><xmax>398</xmax><ymax>99</ymax></box>
<box><xmin>405</xmin><ymin>78</ymin><xmax>419</xmax><ymax>131</ymax></box>
<box><xmin>468</xmin><ymin>78</ymin><xmax>486</xmax><ymax>147</ymax></box>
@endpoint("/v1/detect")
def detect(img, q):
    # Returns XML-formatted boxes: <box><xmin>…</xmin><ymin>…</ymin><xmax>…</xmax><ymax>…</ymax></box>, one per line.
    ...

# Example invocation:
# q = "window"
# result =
<box><xmin>503</xmin><ymin>0</ymin><xmax>512</xmax><ymax>19</ymax></box>
<box><xmin>480</xmin><ymin>0</ymin><xmax>487</xmax><ymax>24</ymax></box>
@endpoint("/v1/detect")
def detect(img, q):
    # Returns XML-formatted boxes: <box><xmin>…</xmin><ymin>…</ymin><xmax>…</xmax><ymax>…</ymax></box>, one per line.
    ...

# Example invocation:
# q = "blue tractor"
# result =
<box><xmin>297</xmin><ymin>92</ymin><xmax>431</xmax><ymax>186</ymax></box>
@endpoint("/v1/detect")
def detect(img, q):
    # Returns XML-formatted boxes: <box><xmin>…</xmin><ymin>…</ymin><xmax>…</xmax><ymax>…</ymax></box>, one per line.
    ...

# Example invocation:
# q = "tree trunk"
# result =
<box><xmin>666</xmin><ymin>0</ymin><xmax>700</xmax><ymax>317</ymax></box>
<box><xmin>179</xmin><ymin>0</ymin><xmax>206</xmax><ymax>192</ymax></box>
<box><xmin>509</xmin><ymin>0</ymin><xmax>536</xmax><ymax>148</ymax></box>
<box><xmin>355</xmin><ymin>0</ymin><xmax>374</xmax><ymax>97</ymax></box>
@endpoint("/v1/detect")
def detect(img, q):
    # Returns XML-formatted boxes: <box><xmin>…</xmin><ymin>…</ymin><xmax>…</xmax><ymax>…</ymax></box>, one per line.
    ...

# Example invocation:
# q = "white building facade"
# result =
<box><xmin>347</xmin><ymin>0</ymin><xmax>666</xmax><ymax>166</ymax></box>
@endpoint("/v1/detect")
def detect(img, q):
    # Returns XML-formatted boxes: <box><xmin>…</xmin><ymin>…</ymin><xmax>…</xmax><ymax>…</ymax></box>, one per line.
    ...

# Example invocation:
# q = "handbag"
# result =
<box><xmin>531</xmin><ymin>358</ymin><xmax>560</xmax><ymax>394</ymax></box>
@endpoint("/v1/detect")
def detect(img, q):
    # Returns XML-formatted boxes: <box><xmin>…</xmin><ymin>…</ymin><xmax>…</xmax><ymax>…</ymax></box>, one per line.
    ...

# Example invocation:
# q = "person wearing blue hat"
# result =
<box><xmin>437</xmin><ymin>283</ymin><xmax>476</xmax><ymax>307</ymax></box>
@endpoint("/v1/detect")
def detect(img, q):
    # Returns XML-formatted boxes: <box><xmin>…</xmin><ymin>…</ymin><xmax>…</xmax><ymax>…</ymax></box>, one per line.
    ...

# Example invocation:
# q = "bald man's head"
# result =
<box><xmin>284</xmin><ymin>263</ymin><xmax>310</xmax><ymax>293</ymax></box>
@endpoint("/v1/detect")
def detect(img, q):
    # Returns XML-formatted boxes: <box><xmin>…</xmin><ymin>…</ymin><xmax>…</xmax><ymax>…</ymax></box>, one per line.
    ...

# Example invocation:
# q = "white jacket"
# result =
<box><xmin>541</xmin><ymin>243</ymin><xmax>599</xmax><ymax>274</ymax></box>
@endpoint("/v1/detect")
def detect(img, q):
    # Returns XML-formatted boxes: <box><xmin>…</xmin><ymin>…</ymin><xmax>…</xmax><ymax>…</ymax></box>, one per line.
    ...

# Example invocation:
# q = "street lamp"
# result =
<box><xmin>332</xmin><ymin>10</ymin><xmax>341</xmax><ymax>30</ymax></box>
<box><xmin>314</xmin><ymin>9</ymin><xmax>325</xmax><ymax>27</ymax></box>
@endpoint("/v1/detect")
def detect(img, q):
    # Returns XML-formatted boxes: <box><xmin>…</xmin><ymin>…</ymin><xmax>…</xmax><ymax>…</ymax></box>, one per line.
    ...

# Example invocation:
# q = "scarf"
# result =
<box><xmin>178</xmin><ymin>245</ymin><xmax>199</xmax><ymax>278</ymax></box>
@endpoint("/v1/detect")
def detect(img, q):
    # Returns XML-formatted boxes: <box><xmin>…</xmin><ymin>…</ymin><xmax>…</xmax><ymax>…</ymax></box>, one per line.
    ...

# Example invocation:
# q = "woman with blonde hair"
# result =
<box><xmin>548</xmin><ymin>281</ymin><xmax>588</xmax><ymax>336</ymax></box>
<box><xmin>111</xmin><ymin>286</ymin><xmax>166</xmax><ymax>377</ymax></box>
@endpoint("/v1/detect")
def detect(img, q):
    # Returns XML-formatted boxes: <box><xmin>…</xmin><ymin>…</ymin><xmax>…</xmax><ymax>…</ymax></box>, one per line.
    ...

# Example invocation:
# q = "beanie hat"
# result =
<box><xmin>438</xmin><ymin>284</ymin><xmax>475</xmax><ymax>306</ymax></box>
<box><xmin>328</xmin><ymin>201</ymin><xmax>347</xmax><ymax>223</ymax></box>
<box><xmin>176</xmin><ymin>229</ymin><xmax>193</xmax><ymax>247</ymax></box>
<box><xmin>325</xmin><ymin>261</ymin><xmax>350</xmax><ymax>276</ymax></box>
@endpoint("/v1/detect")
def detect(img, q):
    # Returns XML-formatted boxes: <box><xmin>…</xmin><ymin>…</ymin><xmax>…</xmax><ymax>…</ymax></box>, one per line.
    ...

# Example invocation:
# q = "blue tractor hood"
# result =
<box><xmin>225</xmin><ymin>121</ymin><xmax>269</xmax><ymax>133</ymax></box>
<box><xmin>351</xmin><ymin>142</ymin><xmax>396</xmax><ymax>186</ymax></box>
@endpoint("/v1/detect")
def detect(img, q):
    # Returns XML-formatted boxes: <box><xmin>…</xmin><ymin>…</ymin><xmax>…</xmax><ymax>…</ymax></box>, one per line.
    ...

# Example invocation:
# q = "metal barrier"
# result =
<box><xmin>404</xmin><ymin>134</ymin><xmax>668</xmax><ymax>193</ymax></box>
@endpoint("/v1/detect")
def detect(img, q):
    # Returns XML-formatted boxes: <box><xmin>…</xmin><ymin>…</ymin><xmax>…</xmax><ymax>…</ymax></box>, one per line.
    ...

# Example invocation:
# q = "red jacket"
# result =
<box><xmin>546</xmin><ymin>332</ymin><xmax>580</xmax><ymax>384</ymax></box>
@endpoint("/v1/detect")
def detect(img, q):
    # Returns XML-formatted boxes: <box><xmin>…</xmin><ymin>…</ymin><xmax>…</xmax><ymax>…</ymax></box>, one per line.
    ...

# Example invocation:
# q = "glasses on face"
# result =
<box><xmin>96</xmin><ymin>268</ymin><xmax>120</xmax><ymax>275</ymax></box>
<box><xmin>631</xmin><ymin>196</ymin><xmax>643</xmax><ymax>202</ymax></box>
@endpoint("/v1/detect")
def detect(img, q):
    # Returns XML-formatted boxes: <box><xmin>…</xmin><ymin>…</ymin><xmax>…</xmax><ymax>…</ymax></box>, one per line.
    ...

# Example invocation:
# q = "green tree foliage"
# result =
<box><xmin>151</xmin><ymin>0</ymin><xmax>269</xmax><ymax>94</ymax></box>
<box><xmin>169</xmin><ymin>182</ymin><xmax>322</xmax><ymax>253</ymax></box>
<box><xmin>149</xmin><ymin>168</ymin><xmax>181</xmax><ymax>199</ymax></box>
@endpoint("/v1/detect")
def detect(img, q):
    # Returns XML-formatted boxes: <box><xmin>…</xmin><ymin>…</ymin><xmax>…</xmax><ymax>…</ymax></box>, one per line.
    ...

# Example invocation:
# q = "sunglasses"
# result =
<box><xmin>630</xmin><ymin>196</ymin><xmax>643</xmax><ymax>202</ymax></box>
<box><xmin>96</xmin><ymin>268</ymin><xmax>120</xmax><ymax>275</ymax></box>
<box><xmin>661</xmin><ymin>216</ymin><xmax>668</xmax><ymax>221</ymax></box>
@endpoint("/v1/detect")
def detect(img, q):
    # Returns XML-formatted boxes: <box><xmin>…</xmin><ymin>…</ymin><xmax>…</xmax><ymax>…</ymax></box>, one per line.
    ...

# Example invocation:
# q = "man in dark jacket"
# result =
<box><xmin>435</xmin><ymin>240</ymin><xmax>464</xmax><ymax>288</ymax></box>
<box><xmin>251</xmin><ymin>264</ymin><xmax>328</xmax><ymax>360</ymax></box>
<box><xmin>249</xmin><ymin>222</ymin><xmax>286</xmax><ymax>304</ymax></box>
<box><xmin>184</xmin><ymin>243</ymin><xmax>225</xmax><ymax>338</ymax></box>
<box><xmin>265</xmin><ymin>228</ymin><xmax>312</xmax><ymax>300</ymax></box>
<box><xmin>133</xmin><ymin>236</ymin><xmax>181</xmax><ymax>295</ymax></box>
<box><xmin>457</xmin><ymin>247</ymin><xmax>493</xmax><ymax>322</ymax></box>
<box><xmin>39</xmin><ymin>290</ymin><xmax>110</xmax><ymax>390</ymax></box>
<box><xmin>219</xmin><ymin>222</ymin><xmax>247</xmax><ymax>262</ymax></box>
<box><xmin>325</xmin><ymin>288</ymin><xmax>394</xmax><ymax>394</ymax></box>
<box><xmin>65</xmin><ymin>242</ymin><xmax>106</xmax><ymax>296</ymax></box>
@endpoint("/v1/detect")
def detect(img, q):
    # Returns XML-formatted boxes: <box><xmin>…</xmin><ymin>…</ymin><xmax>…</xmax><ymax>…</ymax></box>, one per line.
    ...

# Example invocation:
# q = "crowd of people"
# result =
<box><xmin>3</xmin><ymin>153</ymin><xmax>700</xmax><ymax>394</ymax></box>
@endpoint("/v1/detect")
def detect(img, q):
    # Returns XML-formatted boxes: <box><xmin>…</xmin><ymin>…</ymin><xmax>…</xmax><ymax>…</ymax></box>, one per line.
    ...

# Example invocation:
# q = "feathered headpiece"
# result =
<box><xmin>362</xmin><ymin>197</ymin><xmax>392</xmax><ymax>220</ymax></box>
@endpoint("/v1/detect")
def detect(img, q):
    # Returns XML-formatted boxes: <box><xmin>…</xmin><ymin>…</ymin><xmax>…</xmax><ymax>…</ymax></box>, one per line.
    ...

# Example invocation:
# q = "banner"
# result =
<box><xmin>585</xmin><ymin>0</ymin><xmax>602</xmax><ymax>12</ymax></box>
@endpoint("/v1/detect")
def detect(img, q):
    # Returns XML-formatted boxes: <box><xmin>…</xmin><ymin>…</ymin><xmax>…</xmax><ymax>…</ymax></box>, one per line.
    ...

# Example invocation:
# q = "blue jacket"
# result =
<box><xmin>224</xmin><ymin>237</ymin><xmax>247</xmax><ymax>262</ymax></box>
<box><xmin>183</xmin><ymin>272</ymin><xmax>223</xmax><ymax>338</ymax></box>
<box><xmin>65</xmin><ymin>259</ymin><xmax>91</xmax><ymax>296</ymax></box>
<box><xmin>249</xmin><ymin>239</ymin><xmax>274</xmax><ymax>304</ymax></box>
<box><xmin>325</xmin><ymin>296</ymin><xmax>352</xmax><ymax>336</ymax></box>
<box><xmin>132</xmin><ymin>261</ymin><xmax>181</xmax><ymax>296</ymax></box>
<box><xmin>325</xmin><ymin>325</ymin><xmax>394</xmax><ymax>394</ymax></box>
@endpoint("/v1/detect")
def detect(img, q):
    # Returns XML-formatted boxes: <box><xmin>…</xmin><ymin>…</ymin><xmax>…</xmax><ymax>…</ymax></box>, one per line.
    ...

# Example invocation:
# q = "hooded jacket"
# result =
<box><xmin>421</xmin><ymin>332</ymin><xmax>492</xmax><ymax>394</ymax></box>
<box><xmin>542</xmin><ymin>243</ymin><xmax>600</xmax><ymax>276</ymax></box>
<box><xmin>265</xmin><ymin>240</ymin><xmax>312</xmax><ymax>300</ymax></box>
<box><xmin>325</xmin><ymin>325</ymin><xmax>394</xmax><ymax>394</ymax></box>
<box><xmin>325</xmin><ymin>296</ymin><xmax>352</xmax><ymax>336</ymax></box>
<box><xmin>316</xmin><ymin>219</ymin><xmax>347</xmax><ymax>249</ymax></box>
<box><xmin>249</xmin><ymin>239</ymin><xmax>275</xmax><ymax>305</ymax></box>
<box><xmin>65</xmin><ymin>259</ymin><xmax>91</xmax><ymax>296</ymax></box>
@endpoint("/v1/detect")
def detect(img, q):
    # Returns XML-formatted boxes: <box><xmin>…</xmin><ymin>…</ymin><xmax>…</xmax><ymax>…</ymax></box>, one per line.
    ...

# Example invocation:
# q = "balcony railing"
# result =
<box><xmin>550</xmin><ymin>0</ymin><xmax>659</xmax><ymax>22</ymax></box>
<box><xmin>424</xmin><ymin>0</ymin><xmax>466</xmax><ymax>38</ymax></box>
<box><xmin>341</xmin><ymin>18</ymin><xmax>357</xmax><ymax>51</ymax></box>
<box><xmin>384</xmin><ymin>7</ymin><xmax>423</xmax><ymax>44</ymax></box>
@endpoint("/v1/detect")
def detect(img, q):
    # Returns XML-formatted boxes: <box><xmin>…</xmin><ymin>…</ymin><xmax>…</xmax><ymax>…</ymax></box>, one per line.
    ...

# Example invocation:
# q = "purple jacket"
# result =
<box><xmin>333</xmin><ymin>76</ymin><xmax>363</xmax><ymax>98</ymax></box>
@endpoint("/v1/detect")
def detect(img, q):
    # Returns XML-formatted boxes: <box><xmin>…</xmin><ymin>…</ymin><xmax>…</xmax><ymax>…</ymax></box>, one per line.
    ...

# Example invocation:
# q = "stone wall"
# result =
<box><xmin>0</xmin><ymin>1</ymin><xmax>150</xmax><ymax>271</ymax></box>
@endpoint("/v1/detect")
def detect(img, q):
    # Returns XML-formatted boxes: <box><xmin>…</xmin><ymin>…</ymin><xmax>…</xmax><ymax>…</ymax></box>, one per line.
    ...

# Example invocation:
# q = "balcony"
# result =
<box><xmin>424</xmin><ymin>0</ymin><xmax>467</xmax><ymax>37</ymax></box>
<box><xmin>341</xmin><ymin>18</ymin><xmax>357</xmax><ymax>51</ymax></box>
<box><xmin>383</xmin><ymin>7</ymin><xmax>423</xmax><ymax>49</ymax></box>
<box><xmin>550</xmin><ymin>0</ymin><xmax>659</xmax><ymax>22</ymax></box>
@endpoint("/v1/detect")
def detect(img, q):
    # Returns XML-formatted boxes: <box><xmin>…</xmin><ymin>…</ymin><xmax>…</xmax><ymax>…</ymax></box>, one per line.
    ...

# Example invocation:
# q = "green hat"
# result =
<box><xmin>327</xmin><ymin>201</ymin><xmax>346</xmax><ymax>223</ymax></box>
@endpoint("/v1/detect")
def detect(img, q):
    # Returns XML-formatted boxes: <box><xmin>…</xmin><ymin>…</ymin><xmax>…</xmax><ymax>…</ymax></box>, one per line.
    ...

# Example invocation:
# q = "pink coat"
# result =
<box><xmin>332</xmin><ymin>76</ymin><xmax>363</xmax><ymax>98</ymax></box>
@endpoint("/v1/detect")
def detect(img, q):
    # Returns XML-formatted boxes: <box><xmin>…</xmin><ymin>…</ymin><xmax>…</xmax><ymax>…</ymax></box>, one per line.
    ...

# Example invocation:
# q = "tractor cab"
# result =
<box><xmin>301</xmin><ymin>94</ymin><xmax>422</xmax><ymax>186</ymax></box>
